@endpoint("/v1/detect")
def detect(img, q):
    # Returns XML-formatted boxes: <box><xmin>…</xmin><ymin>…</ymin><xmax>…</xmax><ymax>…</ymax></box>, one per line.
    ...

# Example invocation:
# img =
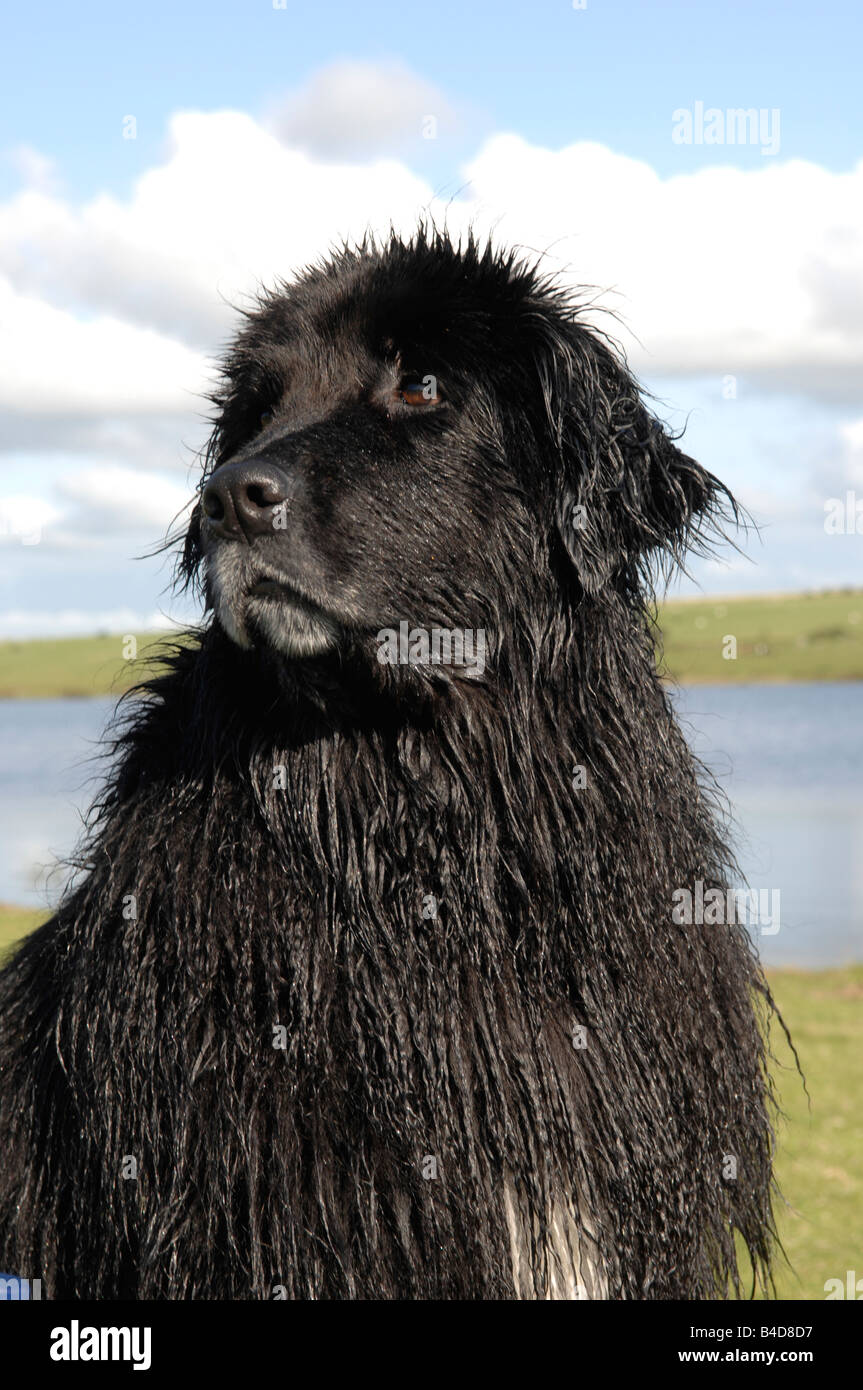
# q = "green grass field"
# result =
<box><xmin>0</xmin><ymin>903</ymin><xmax>859</xmax><ymax>1300</ymax></box>
<box><xmin>762</xmin><ymin>966</ymin><xmax>863</xmax><ymax>1300</ymax></box>
<box><xmin>657</xmin><ymin>587</ymin><xmax>863</xmax><ymax>685</ymax></box>
<box><xmin>2</xmin><ymin>588</ymin><xmax>862</xmax><ymax>697</ymax></box>
<box><xmin>0</xmin><ymin>631</ymin><xmax>190</xmax><ymax>699</ymax></box>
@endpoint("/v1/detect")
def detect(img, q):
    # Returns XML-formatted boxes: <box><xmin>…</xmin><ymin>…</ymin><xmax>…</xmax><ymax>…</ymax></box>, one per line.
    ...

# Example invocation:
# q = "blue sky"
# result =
<box><xmin>4</xmin><ymin>0</ymin><xmax>861</xmax><ymax>195</ymax></box>
<box><xmin>1</xmin><ymin>0</ymin><xmax>861</xmax><ymax>633</ymax></box>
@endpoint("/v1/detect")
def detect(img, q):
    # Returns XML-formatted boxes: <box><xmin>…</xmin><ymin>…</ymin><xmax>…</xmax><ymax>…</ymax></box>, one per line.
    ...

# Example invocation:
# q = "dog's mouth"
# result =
<box><xmin>207</xmin><ymin>551</ymin><xmax>341</xmax><ymax>657</ymax></box>
<box><xmin>243</xmin><ymin>571</ymin><xmax>340</xmax><ymax>655</ymax></box>
<box><xmin>247</xmin><ymin>576</ymin><xmax>317</xmax><ymax>606</ymax></box>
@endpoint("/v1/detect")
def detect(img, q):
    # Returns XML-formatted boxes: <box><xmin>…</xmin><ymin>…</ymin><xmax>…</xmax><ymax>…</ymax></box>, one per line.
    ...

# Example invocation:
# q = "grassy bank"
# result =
<box><xmin>1</xmin><ymin>589</ymin><xmax>862</xmax><ymax>697</ymax></box>
<box><xmin>0</xmin><ymin>905</ymin><xmax>41</xmax><ymax>958</ymax></box>
<box><xmin>760</xmin><ymin>965</ymin><xmax>863</xmax><ymax>1300</ymax></box>
<box><xmin>0</xmin><ymin>631</ymin><xmax>189</xmax><ymax>700</ymax></box>
<box><xmin>657</xmin><ymin>587</ymin><xmax>863</xmax><ymax>684</ymax></box>
<box><xmin>1</xmin><ymin>905</ymin><xmax>859</xmax><ymax>1299</ymax></box>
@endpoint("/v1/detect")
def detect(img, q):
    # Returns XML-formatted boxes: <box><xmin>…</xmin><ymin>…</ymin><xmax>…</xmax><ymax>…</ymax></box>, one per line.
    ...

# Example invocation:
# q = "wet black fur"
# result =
<box><xmin>0</xmin><ymin>229</ymin><xmax>779</xmax><ymax>1299</ymax></box>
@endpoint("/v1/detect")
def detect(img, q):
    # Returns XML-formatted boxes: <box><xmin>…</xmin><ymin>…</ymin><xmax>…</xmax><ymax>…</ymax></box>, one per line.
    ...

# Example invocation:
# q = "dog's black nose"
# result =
<box><xmin>202</xmin><ymin>460</ymin><xmax>290</xmax><ymax>540</ymax></box>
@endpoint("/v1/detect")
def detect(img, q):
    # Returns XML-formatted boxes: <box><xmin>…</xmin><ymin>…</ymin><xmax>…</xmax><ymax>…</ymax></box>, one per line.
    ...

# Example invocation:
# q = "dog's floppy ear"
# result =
<box><xmin>548</xmin><ymin>331</ymin><xmax>735</xmax><ymax>595</ymax></box>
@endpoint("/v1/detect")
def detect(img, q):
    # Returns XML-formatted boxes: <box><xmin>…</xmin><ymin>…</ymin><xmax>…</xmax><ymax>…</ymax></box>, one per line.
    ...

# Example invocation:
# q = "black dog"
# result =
<box><xmin>0</xmin><ymin>229</ymin><xmax>777</xmax><ymax>1299</ymax></box>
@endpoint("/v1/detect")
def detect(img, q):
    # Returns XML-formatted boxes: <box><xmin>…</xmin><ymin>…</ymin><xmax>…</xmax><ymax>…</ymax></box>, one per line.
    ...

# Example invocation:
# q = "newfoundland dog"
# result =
<box><xmin>0</xmin><ymin>228</ymin><xmax>777</xmax><ymax>1299</ymax></box>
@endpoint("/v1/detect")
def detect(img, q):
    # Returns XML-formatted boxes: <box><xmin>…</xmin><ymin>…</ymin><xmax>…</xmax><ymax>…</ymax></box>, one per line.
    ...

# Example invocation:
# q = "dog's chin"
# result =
<box><xmin>231</xmin><ymin>592</ymin><xmax>338</xmax><ymax>657</ymax></box>
<box><xmin>208</xmin><ymin>556</ymin><xmax>340</xmax><ymax>657</ymax></box>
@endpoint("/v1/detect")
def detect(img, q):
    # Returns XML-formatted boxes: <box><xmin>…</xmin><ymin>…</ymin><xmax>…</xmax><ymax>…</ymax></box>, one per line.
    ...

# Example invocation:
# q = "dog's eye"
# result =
<box><xmin>259</xmin><ymin>409</ymin><xmax>274</xmax><ymax>429</ymax></box>
<box><xmin>399</xmin><ymin>374</ymin><xmax>442</xmax><ymax>407</ymax></box>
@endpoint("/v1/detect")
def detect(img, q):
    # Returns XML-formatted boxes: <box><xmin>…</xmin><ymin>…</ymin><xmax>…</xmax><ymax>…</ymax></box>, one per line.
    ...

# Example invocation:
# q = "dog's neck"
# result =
<box><xmin>116</xmin><ymin>609</ymin><xmax>733</xmax><ymax>965</ymax></box>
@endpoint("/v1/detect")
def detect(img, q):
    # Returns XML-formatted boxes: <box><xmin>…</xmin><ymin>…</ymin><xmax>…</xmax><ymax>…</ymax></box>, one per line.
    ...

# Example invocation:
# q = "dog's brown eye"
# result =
<box><xmin>399</xmin><ymin>374</ymin><xmax>441</xmax><ymax>407</ymax></box>
<box><xmin>259</xmin><ymin>409</ymin><xmax>274</xmax><ymax>429</ymax></box>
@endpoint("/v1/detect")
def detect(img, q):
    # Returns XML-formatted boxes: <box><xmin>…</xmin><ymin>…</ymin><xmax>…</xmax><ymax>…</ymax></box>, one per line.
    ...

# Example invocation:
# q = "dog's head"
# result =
<box><xmin>185</xmin><ymin>230</ymin><xmax>733</xmax><ymax>674</ymax></box>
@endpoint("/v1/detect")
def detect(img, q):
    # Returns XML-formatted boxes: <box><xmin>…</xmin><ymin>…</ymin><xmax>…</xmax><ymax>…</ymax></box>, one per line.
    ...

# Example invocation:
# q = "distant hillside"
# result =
<box><xmin>656</xmin><ymin>587</ymin><xmax>863</xmax><ymax>684</ymax></box>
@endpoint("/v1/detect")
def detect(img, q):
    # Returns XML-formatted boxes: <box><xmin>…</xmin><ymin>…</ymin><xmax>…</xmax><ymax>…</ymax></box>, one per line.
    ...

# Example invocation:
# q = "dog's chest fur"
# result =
<box><xmin>0</xmin><ymin>634</ymin><xmax>772</xmax><ymax>1299</ymax></box>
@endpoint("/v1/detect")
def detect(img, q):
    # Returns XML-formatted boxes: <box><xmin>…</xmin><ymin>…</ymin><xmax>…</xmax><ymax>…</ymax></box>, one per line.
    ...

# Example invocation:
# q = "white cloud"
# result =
<box><xmin>0</xmin><ymin>412</ymin><xmax>207</xmax><ymax>473</ymax></box>
<box><xmin>0</xmin><ymin>111</ymin><xmax>433</xmax><ymax>353</ymax></box>
<box><xmin>56</xmin><ymin>465</ymin><xmax>191</xmax><ymax>532</ymax></box>
<box><xmin>836</xmin><ymin>418</ymin><xmax>863</xmax><ymax>488</ymax></box>
<box><xmin>0</xmin><ymin>466</ymin><xmax>191</xmax><ymax>553</ymax></box>
<box><xmin>806</xmin><ymin>414</ymin><xmax>863</xmax><ymax>505</ymax></box>
<box><xmin>4</xmin><ymin>144</ymin><xmax>60</xmax><ymax>195</ymax></box>
<box><xmin>840</xmin><ymin>417</ymin><xmax>863</xmax><ymax>453</ymax></box>
<box><xmin>0</xmin><ymin>78</ymin><xmax>858</xmax><ymax>630</ymax></box>
<box><xmin>270</xmin><ymin>59</ymin><xmax>460</xmax><ymax>160</ymax></box>
<box><xmin>0</xmin><ymin>494</ymin><xmax>62</xmax><ymax>544</ymax></box>
<box><xmin>460</xmin><ymin>136</ymin><xmax>863</xmax><ymax>395</ymax></box>
<box><xmin>0</xmin><ymin>112</ymin><xmax>861</xmax><ymax>423</ymax></box>
<box><xmin>0</xmin><ymin>276</ymin><xmax>209</xmax><ymax>415</ymax></box>
<box><xmin>0</xmin><ymin>608</ymin><xmax>184</xmax><ymax>639</ymax></box>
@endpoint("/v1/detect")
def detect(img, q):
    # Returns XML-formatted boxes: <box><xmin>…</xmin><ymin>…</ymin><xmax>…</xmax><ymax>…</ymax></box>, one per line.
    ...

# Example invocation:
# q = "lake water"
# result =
<box><xmin>673</xmin><ymin>683</ymin><xmax>862</xmax><ymax>967</ymax></box>
<box><xmin>0</xmin><ymin>684</ymin><xmax>860</xmax><ymax>967</ymax></box>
